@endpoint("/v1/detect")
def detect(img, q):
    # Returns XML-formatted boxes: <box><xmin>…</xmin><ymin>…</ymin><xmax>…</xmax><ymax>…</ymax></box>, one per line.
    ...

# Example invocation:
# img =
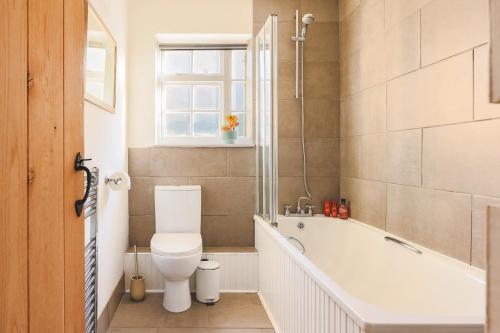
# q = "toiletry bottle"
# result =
<box><xmin>323</xmin><ymin>200</ymin><xmax>331</xmax><ymax>216</ymax></box>
<box><xmin>339</xmin><ymin>198</ymin><xmax>349</xmax><ymax>220</ymax></box>
<box><xmin>331</xmin><ymin>201</ymin><xmax>338</xmax><ymax>218</ymax></box>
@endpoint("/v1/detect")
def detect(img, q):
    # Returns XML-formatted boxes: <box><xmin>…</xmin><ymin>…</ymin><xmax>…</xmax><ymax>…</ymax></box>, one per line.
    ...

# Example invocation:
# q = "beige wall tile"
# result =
<box><xmin>278</xmin><ymin>138</ymin><xmax>303</xmax><ymax>176</ymax></box>
<box><xmin>474</xmin><ymin>44</ymin><xmax>500</xmax><ymax>120</ymax></box>
<box><xmin>129</xmin><ymin>215</ymin><xmax>155</xmax><ymax>247</ymax></box>
<box><xmin>340</xmin><ymin>7</ymin><xmax>361</xmax><ymax>58</ymax></box>
<box><xmin>278</xmin><ymin>176</ymin><xmax>340</xmax><ymax>213</ymax></box>
<box><xmin>386</xmin><ymin>184</ymin><xmax>471</xmax><ymax>262</ymax></box>
<box><xmin>253</xmin><ymin>0</ymin><xmax>299</xmax><ymax>22</ymax></box>
<box><xmin>385</xmin><ymin>11</ymin><xmax>420</xmax><ymax>80</ymax></box>
<box><xmin>421</xmin><ymin>0</ymin><xmax>489</xmax><ymax>66</ymax></box>
<box><xmin>339</xmin><ymin>0</ymin><xmax>360</xmax><ymax>22</ymax></box>
<box><xmin>422</xmin><ymin>119</ymin><xmax>500</xmax><ymax>198</ymax></box>
<box><xmin>487</xmin><ymin>205</ymin><xmax>500</xmax><ymax>332</ymax></box>
<box><xmin>278</xmin><ymin>61</ymin><xmax>296</xmax><ymax>100</ymax></box>
<box><xmin>385</xmin><ymin>0</ymin><xmax>431</xmax><ymax>28</ymax></box>
<box><xmin>305</xmin><ymin>22</ymin><xmax>339</xmax><ymax>63</ymax></box>
<box><xmin>359</xmin><ymin>30</ymin><xmax>386</xmax><ymax>91</ymax></box>
<box><xmin>201</xmin><ymin>215</ymin><xmax>255</xmax><ymax>247</ymax></box>
<box><xmin>129</xmin><ymin>148</ymin><xmax>150</xmax><ymax>177</ymax></box>
<box><xmin>306</xmin><ymin>138</ymin><xmax>340</xmax><ymax>177</ymax></box>
<box><xmin>278</xmin><ymin>21</ymin><xmax>295</xmax><ymax>62</ymax></box>
<box><xmin>227</xmin><ymin>148</ymin><xmax>256</xmax><ymax>177</ymax></box>
<box><xmin>387</xmin><ymin>51</ymin><xmax>473</xmax><ymax>130</ymax></box>
<box><xmin>340</xmin><ymin>48</ymin><xmax>361</xmax><ymax>97</ymax></box>
<box><xmin>304</xmin><ymin>62</ymin><xmax>339</xmax><ymax>99</ymax></box>
<box><xmin>301</xmin><ymin>0</ymin><xmax>339</xmax><ymax>22</ymax></box>
<box><xmin>129</xmin><ymin>177</ymin><xmax>189</xmax><ymax>216</ymax></box>
<box><xmin>340</xmin><ymin>177</ymin><xmax>386</xmax><ymax>229</ymax></box>
<box><xmin>305</xmin><ymin>99</ymin><xmax>340</xmax><ymax>138</ymax></box>
<box><xmin>189</xmin><ymin>177</ymin><xmax>255</xmax><ymax>215</ymax></box>
<box><xmin>472</xmin><ymin>196</ymin><xmax>500</xmax><ymax>269</ymax></box>
<box><xmin>340</xmin><ymin>84</ymin><xmax>386</xmax><ymax>137</ymax></box>
<box><xmin>150</xmin><ymin>148</ymin><xmax>227</xmax><ymax>177</ymax></box>
<box><xmin>386</xmin><ymin>129</ymin><xmax>422</xmax><ymax>186</ymax></box>
<box><xmin>340</xmin><ymin>133</ymin><xmax>387</xmax><ymax>181</ymax></box>
<box><xmin>278</xmin><ymin>99</ymin><xmax>301</xmax><ymax>138</ymax></box>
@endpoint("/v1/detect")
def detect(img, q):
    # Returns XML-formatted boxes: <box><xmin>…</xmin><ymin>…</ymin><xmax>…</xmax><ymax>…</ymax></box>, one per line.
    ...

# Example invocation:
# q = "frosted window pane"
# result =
<box><xmin>231</xmin><ymin>82</ymin><xmax>245</xmax><ymax>111</ymax></box>
<box><xmin>164</xmin><ymin>113</ymin><xmax>190</xmax><ymax>136</ymax></box>
<box><xmin>233</xmin><ymin>112</ymin><xmax>246</xmax><ymax>136</ymax></box>
<box><xmin>231</xmin><ymin>50</ymin><xmax>245</xmax><ymax>79</ymax></box>
<box><xmin>193</xmin><ymin>112</ymin><xmax>219</xmax><ymax>137</ymax></box>
<box><xmin>193</xmin><ymin>85</ymin><xmax>219</xmax><ymax>110</ymax></box>
<box><xmin>164</xmin><ymin>51</ymin><xmax>191</xmax><ymax>75</ymax></box>
<box><xmin>165</xmin><ymin>85</ymin><xmax>191</xmax><ymax>110</ymax></box>
<box><xmin>193</xmin><ymin>50</ymin><xmax>220</xmax><ymax>74</ymax></box>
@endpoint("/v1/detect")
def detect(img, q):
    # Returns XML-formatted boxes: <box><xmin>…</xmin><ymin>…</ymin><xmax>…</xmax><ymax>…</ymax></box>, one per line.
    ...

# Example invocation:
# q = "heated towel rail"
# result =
<box><xmin>84</xmin><ymin>167</ymin><xmax>98</xmax><ymax>333</ymax></box>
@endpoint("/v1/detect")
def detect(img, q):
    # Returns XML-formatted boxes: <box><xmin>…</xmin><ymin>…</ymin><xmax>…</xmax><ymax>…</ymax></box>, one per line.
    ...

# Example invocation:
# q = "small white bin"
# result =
<box><xmin>196</xmin><ymin>260</ymin><xmax>220</xmax><ymax>304</ymax></box>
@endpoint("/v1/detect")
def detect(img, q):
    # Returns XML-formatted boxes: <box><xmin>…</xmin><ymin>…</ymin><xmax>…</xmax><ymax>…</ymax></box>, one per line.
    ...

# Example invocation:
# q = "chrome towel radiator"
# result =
<box><xmin>84</xmin><ymin>167</ymin><xmax>98</xmax><ymax>333</ymax></box>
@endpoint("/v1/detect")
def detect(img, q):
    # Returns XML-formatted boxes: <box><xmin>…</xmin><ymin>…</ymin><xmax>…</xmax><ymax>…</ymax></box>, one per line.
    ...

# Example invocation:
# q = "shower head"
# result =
<box><xmin>302</xmin><ymin>13</ymin><xmax>315</xmax><ymax>25</ymax></box>
<box><xmin>300</xmin><ymin>13</ymin><xmax>315</xmax><ymax>38</ymax></box>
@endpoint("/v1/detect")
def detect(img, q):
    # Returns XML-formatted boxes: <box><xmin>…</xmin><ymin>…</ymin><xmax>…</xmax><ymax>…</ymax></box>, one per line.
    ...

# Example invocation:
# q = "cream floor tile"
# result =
<box><xmin>206</xmin><ymin>305</ymin><xmax>273</xmax><ymax>329</ymax></box>
<box><xmin>110</xmin><ymin>293</ymin><xmax>272</xmax><ymax>331</ymax></box>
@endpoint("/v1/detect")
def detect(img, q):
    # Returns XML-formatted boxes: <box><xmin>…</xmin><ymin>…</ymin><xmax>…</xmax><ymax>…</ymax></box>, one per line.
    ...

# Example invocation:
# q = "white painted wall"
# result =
<box><xmin>127</xmin><ymin>0</ymin><xmax>253</xmax><ymax>147</ymax></box>
<box><xmin>85</xmin><ymin>0</ymin><xmax>128</xmax><ymax>317</ymax></box>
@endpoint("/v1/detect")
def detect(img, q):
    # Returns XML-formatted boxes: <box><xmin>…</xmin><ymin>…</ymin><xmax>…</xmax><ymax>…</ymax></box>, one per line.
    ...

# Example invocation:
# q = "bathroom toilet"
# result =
<box><xmin>151</xmin><ymin>185</ymin><xmax>202</xmax><ymax>312</ymax></box>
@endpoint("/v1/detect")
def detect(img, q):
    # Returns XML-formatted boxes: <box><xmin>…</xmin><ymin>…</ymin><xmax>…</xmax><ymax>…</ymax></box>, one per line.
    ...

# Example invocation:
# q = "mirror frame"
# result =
<box><xmin>85</xmin><ymin>3</ymin><xmax>117</xmax><ymax>113</ymax></box>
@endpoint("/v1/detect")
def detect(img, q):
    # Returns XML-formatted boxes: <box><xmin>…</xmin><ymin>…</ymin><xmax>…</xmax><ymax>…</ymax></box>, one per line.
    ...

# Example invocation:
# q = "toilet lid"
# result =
<box><xmin>150</xmin><ymin>233</ymin><xmax>202</xmax><ymax>257</ymax></box>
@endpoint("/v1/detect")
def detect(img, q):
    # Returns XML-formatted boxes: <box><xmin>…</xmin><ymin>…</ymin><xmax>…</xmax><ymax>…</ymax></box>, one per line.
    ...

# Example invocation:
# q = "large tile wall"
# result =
<box><xmin>253</xmin><ymin>0</ymin><xmax>341</xmax><ymax>213</ymax></box>
<box><xmin>339</xmin><ymin>0</ymin><xmax>500</xmax><ymax>268</ymax></box>
<box><xmin>128</xmin><ymin>147</ymin><xmax>256</xmax><ymax>247</ymax></box>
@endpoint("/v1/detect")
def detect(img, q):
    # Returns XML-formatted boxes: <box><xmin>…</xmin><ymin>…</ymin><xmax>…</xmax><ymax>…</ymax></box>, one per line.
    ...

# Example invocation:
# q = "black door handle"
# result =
<box><xmin>75</xmin><ymin>152</ymin><xmax>92</xmax><ymax>217</ymax></box>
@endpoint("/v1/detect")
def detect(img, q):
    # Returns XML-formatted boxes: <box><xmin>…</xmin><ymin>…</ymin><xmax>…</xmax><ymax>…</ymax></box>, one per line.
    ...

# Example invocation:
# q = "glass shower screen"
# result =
<box><xmin>255</xmin><ymin>15</ymin><xmax>278</xmax><ymax>225</ymax></box>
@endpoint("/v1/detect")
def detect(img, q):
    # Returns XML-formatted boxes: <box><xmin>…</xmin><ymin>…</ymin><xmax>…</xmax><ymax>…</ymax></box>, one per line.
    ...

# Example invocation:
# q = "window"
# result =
<box><xmin>156</xmin><ymin>45</ymin><xmax>251</xmax><ymax>145</ymax></box>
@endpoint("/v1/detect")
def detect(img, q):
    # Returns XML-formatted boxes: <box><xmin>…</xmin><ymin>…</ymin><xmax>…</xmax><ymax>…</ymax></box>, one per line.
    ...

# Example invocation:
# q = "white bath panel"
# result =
<box><xmin>124</xmin><ymin>250</ymin><xmax>259</xmax><ymax>292</ymax></box>
<box><xmin>255</xmin><ymin>217</ymin><xmax>365</xmax><ymax>333</ymax></box>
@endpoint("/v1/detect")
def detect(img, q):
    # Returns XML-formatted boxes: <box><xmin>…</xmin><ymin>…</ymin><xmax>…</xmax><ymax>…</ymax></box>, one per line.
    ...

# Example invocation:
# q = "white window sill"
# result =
<box><xmin>155</xmin><ymin>138</ymin><xmax>255</xmax><ymax>148</ymax></box>
<box><xmin>154</xmin><ymin>143</ymin><xmax>255</xmax><ymax>148</ymax></box>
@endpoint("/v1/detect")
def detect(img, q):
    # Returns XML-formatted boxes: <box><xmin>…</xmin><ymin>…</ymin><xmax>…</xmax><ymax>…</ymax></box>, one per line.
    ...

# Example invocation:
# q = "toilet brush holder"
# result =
<box><xmin>130</xmin><ymin>245</ymin><xmax>145</xmax><ymax>302</ymax></box>
<box><xmin>130</xmin><ymin>274</ymin><xmax>145</xmax><ymax>302</ymax></box>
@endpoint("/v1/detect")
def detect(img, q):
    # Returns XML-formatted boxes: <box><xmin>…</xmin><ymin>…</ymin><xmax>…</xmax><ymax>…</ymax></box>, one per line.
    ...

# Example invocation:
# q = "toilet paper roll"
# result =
<box><xmin>107</xmin><ymin>171</ymin><xmax>131</xmax><ymax>191</ymax></box>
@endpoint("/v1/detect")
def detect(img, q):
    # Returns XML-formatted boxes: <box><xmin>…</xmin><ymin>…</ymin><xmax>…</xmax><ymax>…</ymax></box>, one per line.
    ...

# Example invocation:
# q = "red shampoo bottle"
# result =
<box><xmin>338</xmin><ymin>198</ymin><xmax>349</xmax><ymax>220</ymax></box>
<box><xmin>323</xmin><ymin>200</ymin><xmax>331</xmax><ymax>216</ymax></box>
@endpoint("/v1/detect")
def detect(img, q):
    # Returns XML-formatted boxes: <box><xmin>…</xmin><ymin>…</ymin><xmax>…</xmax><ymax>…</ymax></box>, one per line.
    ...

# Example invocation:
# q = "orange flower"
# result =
<box><xmin>222</xmin><ymin>115</ymin><xmax>239</xmax><ymax>131</ymax></box>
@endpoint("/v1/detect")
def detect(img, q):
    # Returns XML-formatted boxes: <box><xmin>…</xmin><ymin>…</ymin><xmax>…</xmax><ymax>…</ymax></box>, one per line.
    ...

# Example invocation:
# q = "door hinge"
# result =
<box><xmin>27</xmin><ymin>73</ymin><xmax>33</xmax><ymax>89</ymax></box>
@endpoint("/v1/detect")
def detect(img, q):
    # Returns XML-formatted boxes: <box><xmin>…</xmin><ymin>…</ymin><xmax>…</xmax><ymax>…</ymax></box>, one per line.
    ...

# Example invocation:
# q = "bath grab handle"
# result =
<box><xmin>286</xmin><ymin>236</ymin><xmax>305</xmax><ymax>254</ymax></box>
<box><xmin>384</xmin><ymin>236</ymin><xmax>422</xmax><ymax>255</ymax></box>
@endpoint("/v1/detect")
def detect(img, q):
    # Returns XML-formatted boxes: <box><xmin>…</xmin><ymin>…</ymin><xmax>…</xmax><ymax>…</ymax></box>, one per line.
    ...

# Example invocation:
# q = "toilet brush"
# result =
<box><xmin>130</xmin><ymin>245</ymin><xmax>145</xmax><ymax>301</ymax></box>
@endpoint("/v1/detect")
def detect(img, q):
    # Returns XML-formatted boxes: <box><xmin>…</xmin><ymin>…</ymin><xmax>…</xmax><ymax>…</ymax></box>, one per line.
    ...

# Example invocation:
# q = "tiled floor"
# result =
<box><xmin>108</xmin><ymin>293</ymin><xmax>275</xmax><ymax>333</ymax></box>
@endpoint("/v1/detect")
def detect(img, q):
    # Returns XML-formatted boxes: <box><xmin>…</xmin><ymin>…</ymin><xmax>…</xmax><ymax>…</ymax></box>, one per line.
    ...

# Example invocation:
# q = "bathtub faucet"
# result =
<box><xmin>283</xmin><ymin>197</ymin><xmax>314</xmax><ymax>217</ymax></box>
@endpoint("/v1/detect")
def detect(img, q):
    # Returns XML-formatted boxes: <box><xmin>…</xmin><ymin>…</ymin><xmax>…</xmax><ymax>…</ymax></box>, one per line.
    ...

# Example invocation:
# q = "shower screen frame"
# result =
<box><xmin>255</xmin><ymin>14</ymin><xmax>279</xmax><ymax>226</ymax></box>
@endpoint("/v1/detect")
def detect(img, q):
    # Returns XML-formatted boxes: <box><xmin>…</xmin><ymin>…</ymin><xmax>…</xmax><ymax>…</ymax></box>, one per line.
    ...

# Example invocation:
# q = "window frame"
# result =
<box><xmin>155</xmin><ymin>46</ymin><xmax>253</xmax><ymax>147</ymax></box>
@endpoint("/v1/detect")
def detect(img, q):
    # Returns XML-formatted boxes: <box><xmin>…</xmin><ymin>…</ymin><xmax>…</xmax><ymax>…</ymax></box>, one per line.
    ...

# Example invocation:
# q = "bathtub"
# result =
<box><xmin>255</xmin><ymin>214</ymin><xmax>485</xmax><ymax>333</ymax></box>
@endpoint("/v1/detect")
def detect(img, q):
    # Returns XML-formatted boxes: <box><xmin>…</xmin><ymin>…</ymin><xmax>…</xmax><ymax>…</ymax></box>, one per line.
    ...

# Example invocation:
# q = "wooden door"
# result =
<box><xmin>1</xmin><ymin>0</ymin><xmax>86</xmax><ymax>331</ymax></box>
<box><xmin>0</xmin><ymin>1</ymin><xmax>29</xmax><ymax>332</ymax></box>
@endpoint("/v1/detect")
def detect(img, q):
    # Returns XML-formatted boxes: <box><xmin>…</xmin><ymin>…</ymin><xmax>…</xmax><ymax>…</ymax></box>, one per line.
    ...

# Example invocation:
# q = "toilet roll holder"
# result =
<box><xmin>104</xmin><ymin>176</ymin><xmax>123</xmax><ymax>185</ymax></box>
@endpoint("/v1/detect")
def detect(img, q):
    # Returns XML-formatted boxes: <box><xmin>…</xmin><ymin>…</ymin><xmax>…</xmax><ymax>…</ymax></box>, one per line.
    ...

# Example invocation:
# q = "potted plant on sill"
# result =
<box><xmin>222</xmin><ymin>115</ymin><xmax>239</xmax><ymax>144</ymax></box>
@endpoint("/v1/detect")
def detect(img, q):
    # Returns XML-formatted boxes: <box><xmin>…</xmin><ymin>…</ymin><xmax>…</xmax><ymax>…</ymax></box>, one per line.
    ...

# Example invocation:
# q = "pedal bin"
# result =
<box><xmin>195</xmin><ymin>260</ymin><xmax>220</xmax><ymax>304</ymax></box>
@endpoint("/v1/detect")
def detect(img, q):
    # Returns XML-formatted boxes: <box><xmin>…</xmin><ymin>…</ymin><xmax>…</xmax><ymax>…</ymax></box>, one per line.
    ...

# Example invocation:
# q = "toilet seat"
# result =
<box><xmin>151</xmin><ymin>233</ymin><xmax>202</xmax><ymax>257</ymax></box>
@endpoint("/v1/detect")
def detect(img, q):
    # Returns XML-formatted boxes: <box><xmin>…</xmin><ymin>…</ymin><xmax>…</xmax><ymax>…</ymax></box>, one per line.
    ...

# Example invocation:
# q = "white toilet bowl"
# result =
<box><xmin>151</xmin><ymin>233</ymin><xmax>202</xmax><ymax>312</ymax></box>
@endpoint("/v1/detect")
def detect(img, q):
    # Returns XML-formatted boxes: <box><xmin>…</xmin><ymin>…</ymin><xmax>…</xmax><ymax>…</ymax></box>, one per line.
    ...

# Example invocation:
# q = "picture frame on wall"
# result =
<box><xmin>85</xmin><ymin>4</ymin><xmax>117</xmax><ymax>113</ymax></box>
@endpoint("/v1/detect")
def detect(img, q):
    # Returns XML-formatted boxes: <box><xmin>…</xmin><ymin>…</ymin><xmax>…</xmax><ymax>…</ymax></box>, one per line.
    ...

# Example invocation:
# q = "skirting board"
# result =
<box><xmin>124</xmin><ymin>251</ymin><xmax>259</xmax><ymax>292</ymax></box>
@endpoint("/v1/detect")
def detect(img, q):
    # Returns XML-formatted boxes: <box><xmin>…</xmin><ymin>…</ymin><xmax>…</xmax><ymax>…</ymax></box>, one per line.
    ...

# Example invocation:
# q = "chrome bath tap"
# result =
<box><xmin>284</xmin><ymin>197</ymin><xmax>314</xmax><ymax>217</ymax></box>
